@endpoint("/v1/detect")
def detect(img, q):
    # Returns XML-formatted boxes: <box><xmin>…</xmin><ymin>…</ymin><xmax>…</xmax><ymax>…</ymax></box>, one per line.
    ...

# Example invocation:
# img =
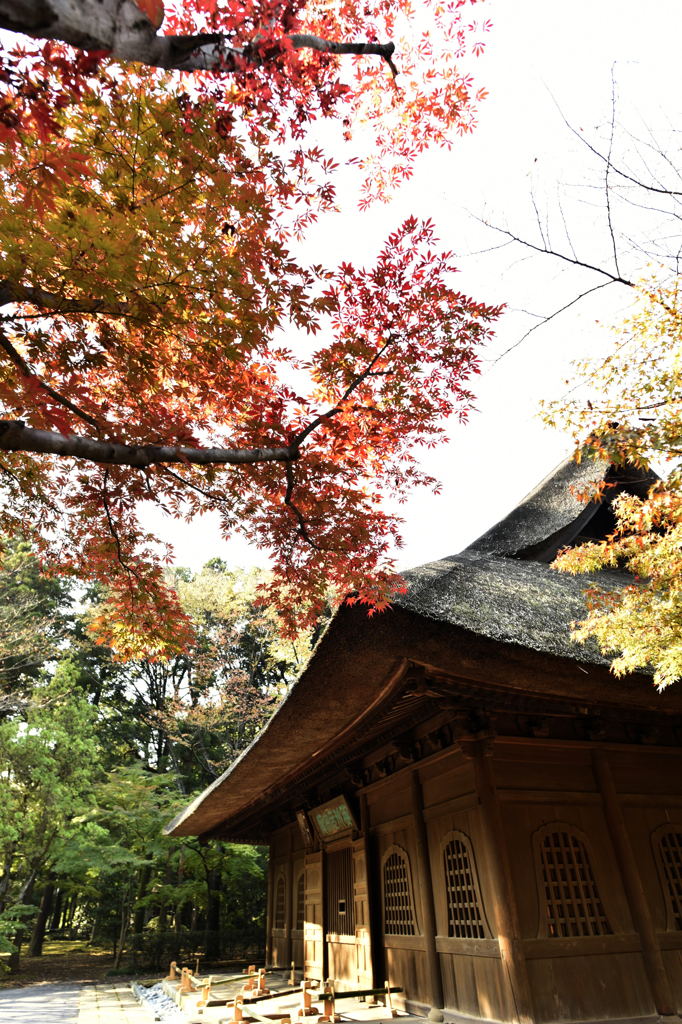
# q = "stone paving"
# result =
<box><xmin>0</xmin><ymin>982</ymin><xmax>83</xmax><ymax>1023</ymax></box>
<box><xmin>0</xmin><ymin>982</ymin><xmax>154</xmax><ymax>1024</ymax></box>
<box><xmin>78</xmin><ymin>983</ymin><xmax>154</xmax><ymax>1023</ymax></box>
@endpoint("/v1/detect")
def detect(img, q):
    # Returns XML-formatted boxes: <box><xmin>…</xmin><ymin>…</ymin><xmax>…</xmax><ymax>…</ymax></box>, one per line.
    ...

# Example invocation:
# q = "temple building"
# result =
<box><xmin>167</xmin><ymin>458</ymin><xmax>682</xmax><ymax>1024</ymax></box>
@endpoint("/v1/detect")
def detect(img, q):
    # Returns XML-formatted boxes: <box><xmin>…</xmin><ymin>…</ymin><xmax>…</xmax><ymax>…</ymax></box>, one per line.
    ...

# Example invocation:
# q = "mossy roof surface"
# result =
<box><xmin>397</xmin><ymin>550</ymin><xmax>620</xmax><ymax>666</ymax></box>
<box><xmin>465</xmin><ymin>455</ymin><xmax>608</xmax><ymax>556</ymax></box>
<box><xmin>394</xmin><ymin>455</ymin><xmax>640</xmax><ymax>666</ymax></box>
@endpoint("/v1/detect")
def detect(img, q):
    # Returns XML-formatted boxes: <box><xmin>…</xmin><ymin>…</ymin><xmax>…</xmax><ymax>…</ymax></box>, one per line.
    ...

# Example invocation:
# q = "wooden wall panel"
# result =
<box><xmin>370</xmin><ymin>811</ymin><xmax>431</xmax><ymax>1006</ymax></box>
<box><xmin>328</xmin><ymin>936</ymin><xmax>357</xmax><ymax>988</ymax></box>
<box><xmin>291</xmin><ymin>933</ymin><xmax>304</xmax><ymax>969</ymax></box>
<box><xmin>367</xmin><ymin>778</ymin><xmax>412</xmax><ymax>827</ymax></box>
<box><xmin>438</xmin><ymin>952</ymin><xmax>515</xmax><ymax>1023</ymax></box>
<box><xmin>384</xmin><ymin>946</ymin><xmax>429</xmax><ymax>1009</ymax></box>
<box><xmin>527</xmin><ymin>952</ymin><xmax>653</xmax><ymax>1023</ymax></box>
<box><xmin>426</xmin><ymin>789</ymin><xmax>519</xmax><ymax>1022</ymax></box>
<box><xmin>493</xmin><ymin>749</ymin><xmax>596</xmax><ymax>798</ymax></box>
<box><xmin>304</xmin><ymin>852</ymin><xmax>324</xmax><ymax>981</ymax></box>
<box><xmin>269</xmin><ymin>856</ymin><xmax>288</xmax><ymax>968</ymax></box>
<box><xmin>662</xmin><ymin>949</ymin><xmax>682</xmax><ymax>1014</ymax></box>
<box><xmin>271</xmin><ymin>931</ymin><xmax>288</xmax><ymax>967</ymax></box>
<box><xmin>420</xmin><ymin>755</ymin><xmax>474</xmax><ymax>812</ymax></box>
<box><xmin>426</xmin><ymin>805</ymin><xmax>491</xmax><ymax>941</ymax></box>
<box><xmin>608</xmin><ymin>751</ymin><xmax>682</xmax><ymax>797</ymax></box>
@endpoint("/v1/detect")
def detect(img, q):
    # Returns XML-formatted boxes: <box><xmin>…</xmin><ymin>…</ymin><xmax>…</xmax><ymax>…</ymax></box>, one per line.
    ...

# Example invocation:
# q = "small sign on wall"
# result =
<box><xmin>309</xmin><ymin>795</ymin><xmax>357</xmax><ymax>841</ymax></box>
<box><xmin>295</xmin><ymin>809</ymin><xmax>316</xmax><ymax>849</ymax></box>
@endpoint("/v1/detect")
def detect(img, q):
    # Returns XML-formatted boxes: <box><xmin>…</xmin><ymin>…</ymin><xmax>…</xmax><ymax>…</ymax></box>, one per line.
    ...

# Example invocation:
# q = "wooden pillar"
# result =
<box><xmin>353</xmin><ymin>795</ymin><xmax>375</xmax><ymax>988</ymax></box>
<box><xmin>285</xmin><ymin>832</ymin><xmax>294</xmax><ymax>969</ymax></box>
<box><xmin>410</xmin><ymin>770</ymin><xmax>445</xmax><ymax>1022</ymax></box>
<box><xmin>321</xmin><ymin>848</ymin><xmax>328</xmax><ymax>982</ymax></box>
<box><xmin>361</xmin><ymin>794</ymin><xmax>383</xmax><ymax>988</ymax></box>
<box><xmin>592</xmin><ymin>749</ymin><xmax>675</xmax><ymax>1015</ymax></box>
<box><xmin>265</xmin><ymin>847</ymin><xmax>275</xmax><ymax>967</ymax></box>
<box><xmin>462</xmin><ymin>734</ymin><xmax>534</xmax><ymax>1024</ymax></box>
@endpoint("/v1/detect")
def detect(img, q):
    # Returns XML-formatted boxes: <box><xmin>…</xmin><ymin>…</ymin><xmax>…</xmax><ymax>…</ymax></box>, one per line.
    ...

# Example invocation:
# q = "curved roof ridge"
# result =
<box><xmin>464</xmin><ymin>454</ymin><xmax>610</xmax><ymax>558</ymax></box>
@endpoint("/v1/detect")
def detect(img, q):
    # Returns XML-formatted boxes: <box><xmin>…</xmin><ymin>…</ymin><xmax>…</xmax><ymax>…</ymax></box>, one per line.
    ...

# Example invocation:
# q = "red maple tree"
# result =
<box><xmin>0</xmin><ymin>0</ymin><xmax>499</xmax><ymax>655</ymax></box>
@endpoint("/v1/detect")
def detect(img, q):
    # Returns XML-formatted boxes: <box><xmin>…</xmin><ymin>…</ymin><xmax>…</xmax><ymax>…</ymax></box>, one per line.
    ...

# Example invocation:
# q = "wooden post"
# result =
<box><xmin>226</xmin><ymin>994</ymin><xmax>244</xmax><ymax>1024</ymax></box>
<box><xmin>360</xmin><ymin>794</ymin><xmax>382</xmax><ymax>989</ymax></box>
<box><xmin>409</xmin><ymin>770</ymin><xmax>445</xmax><ymax>1022</ymax></box>
<box><xmin>198</xmin><ymin>977</ymin><xmax>213</xmax><ymax>1007</ymax></box>
<box><xmin>298</xmin><ymin>978</ymin><xmax>317</xmax><ymax>1017</ymax></box>
<box><xmin>592</xmin><ymin>749</ymin><xmax>675</xmax><ymax>1015</ymax></box>
<box><xmin>285</xmin><ymin>831</ymin><xmax>294</xmax><ymax>969</ymax></box>
<box><xmin>462</xmin><ymin>734</ymin><xmax>534</xmax><ymax>1024</ymax></box>
<box><xmin>383</xmin><ymin>980</ymin><xmax>398</xmax><ymax>1019</ymax></box>
<box><xmin>320</xmin><ymin>979</ymin><xmax>340</xmax><ymax>1022</ymax></box>
<box><xmin>266</xmin><ymin>847</ymin><xmax>275</xmax><ymax>968</ymax></box>
<box><xmin>321</xmin><ymin>848</ymin><xmax>328</xmax><ymax>982</ymax></box>
<box><xmin>256</xmin><ymin>967</ymin><xmax>271</xmax><ymax>996</ymax></box>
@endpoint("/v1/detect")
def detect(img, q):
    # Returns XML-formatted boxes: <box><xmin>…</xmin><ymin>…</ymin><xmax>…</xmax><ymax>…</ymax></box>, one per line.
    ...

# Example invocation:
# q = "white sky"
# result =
<box><xmin>140</xmin><ymin>0</ymin><xmax>682</xmax><ymax>573</ymax></box>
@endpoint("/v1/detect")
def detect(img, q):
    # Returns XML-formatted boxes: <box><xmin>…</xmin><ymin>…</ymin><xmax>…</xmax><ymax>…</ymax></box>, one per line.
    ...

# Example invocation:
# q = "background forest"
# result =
<box><xmin>0</xmin><ymin>542</ymin><xmax>312</xmax><ymax>976</ymax></box>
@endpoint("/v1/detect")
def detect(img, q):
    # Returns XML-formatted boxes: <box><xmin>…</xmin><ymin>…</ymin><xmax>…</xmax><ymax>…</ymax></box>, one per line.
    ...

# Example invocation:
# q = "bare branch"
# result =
<box><xmin>553</xmin><ymin>100</ymin><xmax>682</xmax><ymax>198</ymax></box>
<box><xmin>493</xmin><ymin>281</ymin><xmax>614</xmax><ymax>363</ymax></box>
<box><xmin>604</xmin><ymin>70</ymin><xmax>622</xmax><ymax>278</ymax></box>
<box><xmin>101</xmin><ymin>467</ymin><xmax>140</xmax><ymax>579</ymax></box>
<box><xmin>475</xmin><ymin>216</ymin><xmax>636</xmax><ymax>288</ymax></box>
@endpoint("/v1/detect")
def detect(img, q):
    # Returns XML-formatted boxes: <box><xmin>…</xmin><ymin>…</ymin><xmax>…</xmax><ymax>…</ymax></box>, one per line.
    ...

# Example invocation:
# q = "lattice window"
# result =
<box><xmin>658</xmin><ymin>830</ymin><xmax>682</xmax><ymax>929</ymax></box>
<box><xmin>539</xmin><ymin>829</ymin><xmax>611</xmax><ymax>937</ymax></box>
<box><xmin>295</xmin><ymin>872</ymin><xmax>305</xmax><ymax>930</ymax></box>
<box><xmin>443</xmin><ymin>834</ymin><xmax>487</xmax><ymax>939</ymax></box>
<box><xmin>383</xmin><ymin>849</ymin><xmax>416</xmax><ymax>936</ymax></box>
<box><xmin>274</xmin><ymin>874</ymin><xmax>286</xmax><ymax>929</ymax></box>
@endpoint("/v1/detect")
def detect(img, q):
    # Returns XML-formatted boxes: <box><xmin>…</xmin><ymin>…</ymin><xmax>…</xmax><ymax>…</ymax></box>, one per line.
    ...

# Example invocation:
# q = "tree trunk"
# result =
<box><xmin>205</xmin><ymin>867</ymin><xmax>221</xmax><ymax>959</ymax></box>
<box><xmin>114</xmin><ymin>888</ymin><xmax>131</xmax><ymax>969</ymax></box>
<box><xmin>28</xmin><ymin>881</ymin><xmax>55</xmax><ymax>956</ymax></box>
<box><xmin>132</xmin><ymin>865</ymin><xmax>152</xmax><ymax>936</ymax></box>
<box><xmin>0</xmin><ymin>845</ymin><xmax>16</xmax><ymax>913</ymax></box>
<box><xmin>9</xmin><ymin>873</ymin><xmax>37</xmax><ymax>972</ymax></box>
<box><xmin>50</xmin><ymin>888</ymin><xmax>63</xmax><ymax>931</ymax></box>
<box><xmin>88</xmin><ymin>907</ymin><xmax>100</xmax><ymax>945</ymax></box>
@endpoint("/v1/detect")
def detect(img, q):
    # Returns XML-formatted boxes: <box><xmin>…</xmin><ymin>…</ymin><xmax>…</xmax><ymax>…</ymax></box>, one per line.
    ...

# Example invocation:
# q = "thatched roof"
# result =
<box><xmin>166</xmin><ymin>456</ymin><xmax>668</xmax><ymax>840</ymax></box>
<box><xmin>397</xmin><ymin>550</ymin><xmax>618</xmax><ymax>666</ymax></box>
<box><xmin>395</xmin><ymin>455</ymin><xmax>657</xmax><ymax>664</ymax></box>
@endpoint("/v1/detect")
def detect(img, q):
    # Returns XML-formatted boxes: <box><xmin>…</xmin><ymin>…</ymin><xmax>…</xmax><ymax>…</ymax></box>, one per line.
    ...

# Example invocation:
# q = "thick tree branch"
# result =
<box><xmin>284</xmin><ymin>461</ymin><xmax>322</xmax><ymax>551</ymax></box>
<box><xmin>290</xmin><ymin>337</ymin><xmax>394</xmax><ymax>448</ymax></box>
<box><xmin>0</xmin><ymin>326</ymin><xmax>102</xmax><ymax>430</ymax></box>
<box><xmin>0</xmin><ymin>331</ymin><xmax>400</xmax><ymax>485</ymax></box>
<box><xmin>0</xmin><ymin>421</ymin><xmax>297</xmax><ymax>467</ymax></box>
<box><xmin>0</xmin><ymin>279</ymin><xmax>133</xmax><ymax>319</ymax></box>
<box><xmin>0</xmin><ymin>0</ymin><xmax>397</xmax><ymax>75</ymax></box>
